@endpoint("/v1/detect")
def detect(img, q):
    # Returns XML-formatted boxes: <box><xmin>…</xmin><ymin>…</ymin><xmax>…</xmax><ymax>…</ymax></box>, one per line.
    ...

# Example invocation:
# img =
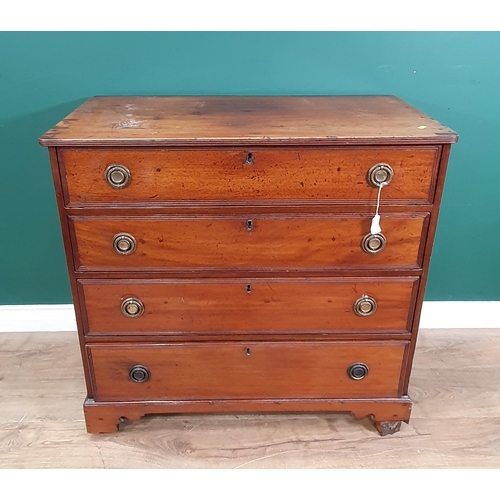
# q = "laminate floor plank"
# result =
<box><xmin>0</xmin><ymin>329</ymin><xmax>499</xmax><ymax>468</ymax></box>
<box><xmin>0</xmin><ymin>331</ymin><xmax>86</xmax><ymax>424</ymax></box>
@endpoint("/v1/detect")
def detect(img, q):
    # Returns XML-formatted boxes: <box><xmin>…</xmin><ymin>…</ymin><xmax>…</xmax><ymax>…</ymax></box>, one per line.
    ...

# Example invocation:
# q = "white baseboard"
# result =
<box><xmin>418</xmin><ymin>301</ymin><xmax>500</xmax><ymax>329</ymax></box>
<box><xmin>0</xmin><ymin>304</ymin><xmax>77</xmax><ymax>333</ymax></box>
<box><xmin>0</xmin><ymin>302</ymin><xmax>499</xmax><ymax>333</ymax></box>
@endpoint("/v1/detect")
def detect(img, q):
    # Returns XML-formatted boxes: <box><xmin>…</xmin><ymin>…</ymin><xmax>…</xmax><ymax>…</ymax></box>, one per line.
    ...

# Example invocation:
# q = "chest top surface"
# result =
<box><xmin>39</xmin><ymin>95</ymin><xmax>458</xmax><ymax>147</ymax></box>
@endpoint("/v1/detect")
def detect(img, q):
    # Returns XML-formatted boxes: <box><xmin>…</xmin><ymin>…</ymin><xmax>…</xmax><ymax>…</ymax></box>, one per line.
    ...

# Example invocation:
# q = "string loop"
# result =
<box><xmin>370</xmin><ymin>181</ymin><xmax>387</xmax><ymax>235</ymax></box>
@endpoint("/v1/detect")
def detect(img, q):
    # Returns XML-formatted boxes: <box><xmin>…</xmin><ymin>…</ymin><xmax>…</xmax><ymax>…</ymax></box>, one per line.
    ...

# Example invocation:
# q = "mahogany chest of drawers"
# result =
<box><xmin>39</xmin><ymin>96</ymin><xmax>457</xmax><ymax>435</ymax></box>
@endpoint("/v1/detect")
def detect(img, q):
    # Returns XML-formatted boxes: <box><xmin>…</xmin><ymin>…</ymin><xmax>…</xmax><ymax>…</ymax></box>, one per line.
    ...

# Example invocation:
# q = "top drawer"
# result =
<box><xmin>59</xmin><ymin>147</ymin><xmax>440</xmax><ymax>206</ymax></box>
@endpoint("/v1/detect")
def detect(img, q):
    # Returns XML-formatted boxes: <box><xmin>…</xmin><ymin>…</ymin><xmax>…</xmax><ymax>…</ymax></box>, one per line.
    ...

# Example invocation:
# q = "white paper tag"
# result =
<box><xmin>370</xmin><ymin>214</ymin><xmax>381</xmax><ymax>235</ymax></box>
<box><xmin>370</xmin><ymin>181</ymin><xmax>387</xmax><ymax>235</ymax></box>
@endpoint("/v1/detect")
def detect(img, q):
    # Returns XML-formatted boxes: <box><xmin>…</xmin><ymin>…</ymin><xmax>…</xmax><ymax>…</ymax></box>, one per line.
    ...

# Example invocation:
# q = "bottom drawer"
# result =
<box><xmin>87</xmin><ymin>341</ymin><xmax>407</xmax><ymax>401</ymax></box>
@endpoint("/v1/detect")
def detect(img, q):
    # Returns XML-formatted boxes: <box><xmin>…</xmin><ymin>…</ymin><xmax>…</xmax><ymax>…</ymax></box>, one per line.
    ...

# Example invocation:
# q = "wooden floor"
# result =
<box><xmin>1</xmin><ymin>329</ymin><xmax>499</xmax><ymax>468</ymax></box>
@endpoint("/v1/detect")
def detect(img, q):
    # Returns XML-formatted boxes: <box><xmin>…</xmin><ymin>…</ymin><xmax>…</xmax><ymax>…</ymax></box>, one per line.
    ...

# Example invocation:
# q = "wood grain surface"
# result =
<box><xmin>1</xmin><ymin>329</ymin><xmax>498</xmax><ymax>468</ymax></box>
<box><xmin>83</xmin><ymin>398</ymin><xmax>412</xmax><ymax>435</ymax></box>
<box><xmin>80</xmin><ymin>278</ymin><xmax>417</xmax><ymax>334</ymax></box>
<box><xmin>87</xmin><ymin>341</ymin><xmax>406</xmax><ymax>401</ymax></box>
<box><xmin>60</xmin><ymin>147</ymin><xmax>439</xmax><ymax>205</ymax></box>
<box><xmin>38</xmin><ymin>96</ymin><xmax>458</xmax><ymax>147</ymax></box>
<box><xmin>71</xmin><ymin>214</ymin><xmax>428</xmax><ymax>272</ymax></box>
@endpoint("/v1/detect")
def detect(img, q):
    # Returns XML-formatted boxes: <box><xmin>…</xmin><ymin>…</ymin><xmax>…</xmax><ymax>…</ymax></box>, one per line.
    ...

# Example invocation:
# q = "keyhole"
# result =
<box><xmin>245</xmin><ymin>347</ymin><xmax>251</xmax><ymax>356</ymax></box>
<box><xmin>245</xmin><ymin>152</ymin><xmax>254</xmax><ymax>164</ymax></box>
<box><xmin>246</xmin><ymin>284</ymin><xmax>252</xmax><ymax>294</ymax></box>
<box><xmin>246</xmin><ymin>220</ymin><xmax>253</xmax><ymax>231</ymax></box>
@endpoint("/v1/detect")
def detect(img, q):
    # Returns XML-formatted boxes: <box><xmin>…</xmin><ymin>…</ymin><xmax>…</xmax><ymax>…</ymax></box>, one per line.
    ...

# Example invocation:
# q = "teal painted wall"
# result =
<box><xmin>1</xmin><ymin>32</ymin><xmax>498</xmax><ymax>304</ymax></box>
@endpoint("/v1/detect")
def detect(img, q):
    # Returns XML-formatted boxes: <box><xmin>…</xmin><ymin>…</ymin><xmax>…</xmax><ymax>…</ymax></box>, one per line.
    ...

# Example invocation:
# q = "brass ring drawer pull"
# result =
<box><xmin>129</xmin><ymin>365</ymin><xmax>150</xmax><ymax>383</ymax></box>
<box><xmin>367</xmin><ymin>163</ymin><xmax>393</xmax><ymax>187</ymax></box>
<box><xmin>347</xmin><ymin>363</ymin><xmax>369</xmax><ymax>380</ymax></box>
<box><xmin>121</xmin><ymin>297</ymin><xmax>145</xmax><ymax>318</ymax></box>
<box><xmin>361</xmin><ymin>233</ymin><xmax>386</xmax><ymax>254</ymax></box>
<box><xmin>112</xmin><ymin>233</ymin><xmax>136</xmax><ymax>255</ymax></box>
<box><xmin>353</xmin><ymin>295</ymin><xmax>377</xmax><ymax>316</ymax></box>
<box><xmin>105</xmin><ymin>164</ymin><xmax>131</xmax><ymax>189</ymax></box>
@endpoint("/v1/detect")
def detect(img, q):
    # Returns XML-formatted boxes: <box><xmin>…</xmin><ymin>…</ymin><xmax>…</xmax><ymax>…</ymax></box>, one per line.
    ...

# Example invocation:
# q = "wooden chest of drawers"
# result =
<box><xmin>40</xmin><ymin>96</ymin><xmax>457</xmax><ymax>435</ymax></box>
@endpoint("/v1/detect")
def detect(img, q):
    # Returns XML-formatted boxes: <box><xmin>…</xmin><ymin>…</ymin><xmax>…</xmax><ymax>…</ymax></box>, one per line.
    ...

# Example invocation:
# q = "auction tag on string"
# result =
<box><xmin>370</xmin><ymin>182</ymin><xmax>387</xmax><ymax>235</ymax></box>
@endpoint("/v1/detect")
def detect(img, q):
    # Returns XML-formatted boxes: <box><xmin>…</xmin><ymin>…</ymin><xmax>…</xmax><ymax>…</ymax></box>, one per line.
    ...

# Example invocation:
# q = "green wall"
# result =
<box><xmin>1</xmin><ymin>32</ymin><xmax>498</xmax><ymax>304</ymax></box>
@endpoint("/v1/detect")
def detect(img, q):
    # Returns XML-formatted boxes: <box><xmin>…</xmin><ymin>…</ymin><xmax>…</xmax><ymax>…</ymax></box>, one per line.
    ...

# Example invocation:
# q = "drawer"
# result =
<box><xmin>87</xmin><ymin>341</ymin><xmax>407</xmax><ymax>401</ymax></box>
<box><xmin>79</xmin><ymin>277</ymin><xmax>418</xmax><ymax>335</ymax></box>
<box><xmin>70</xmin><ymin>213</ymin><xmax>428</xmax><ymax>272</ymax></box>
<box><xmin>60</xmin><ymin>147</ymin><xmax>439</xmax><ymax>205</ymax></box>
